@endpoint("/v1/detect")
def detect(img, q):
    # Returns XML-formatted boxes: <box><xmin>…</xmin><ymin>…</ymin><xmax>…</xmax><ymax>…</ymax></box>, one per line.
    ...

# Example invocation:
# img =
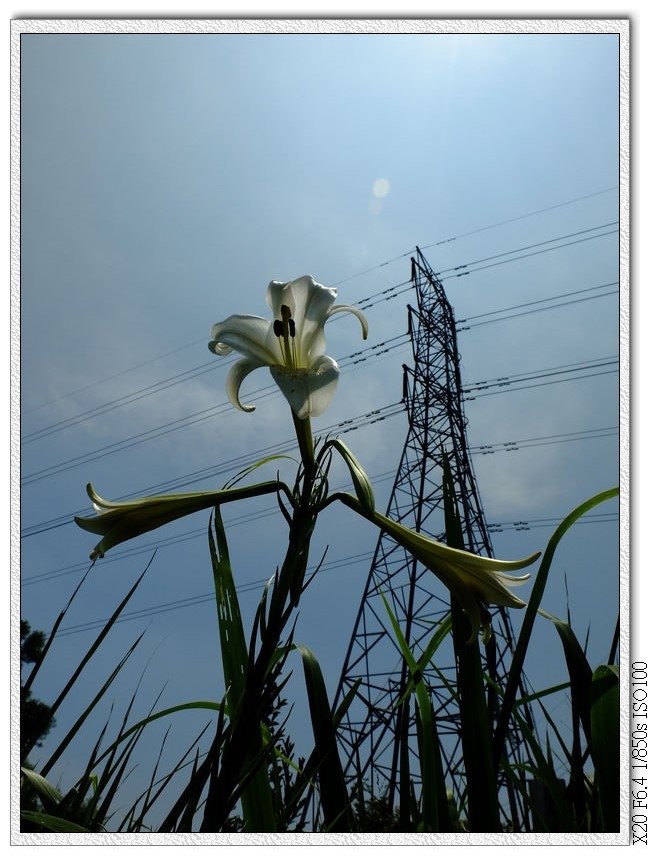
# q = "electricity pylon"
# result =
<box><xmin>333</xmin><ymin>248</ymin><xmax>529</xmax><ymax>824</ymax></box>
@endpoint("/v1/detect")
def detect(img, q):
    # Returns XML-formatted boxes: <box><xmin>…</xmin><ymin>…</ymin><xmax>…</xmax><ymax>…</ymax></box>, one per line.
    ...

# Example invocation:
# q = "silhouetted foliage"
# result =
<box><xmin>20</xmin><ymin>620</ymin><xmax>56</xmax><ymax>750</ymax></box>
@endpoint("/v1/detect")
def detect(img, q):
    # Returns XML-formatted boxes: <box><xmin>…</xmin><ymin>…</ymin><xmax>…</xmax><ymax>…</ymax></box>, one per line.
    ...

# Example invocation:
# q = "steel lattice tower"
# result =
<box><xmin>333</xmin><ymin>248</ymin><xmax>528</xmax><ymax>821</ymax></box>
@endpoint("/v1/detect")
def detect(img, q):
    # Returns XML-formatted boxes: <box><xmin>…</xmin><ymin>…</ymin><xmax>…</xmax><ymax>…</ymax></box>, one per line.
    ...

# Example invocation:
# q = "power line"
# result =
<box><xmin>20</xmin><ymin>420</ymin><xmax>617</xmax><ymax>546</ymax></box>
<box><xmin>24</xmin><ymin>422</ymin><xmax>617</xmax><ymax>587</ymax></box>
<box><xmin>22</xmin><ymin>358</ymin><xmax>226</xmax><ymax>444</ymax></box>
<box><xmin>437</xmin><ymin>221</ymin><xmax>618</xmax><ymax>279</ymax></box>
<box><xmin>335</xmin><ymin>185</ymin><xmax>618</xmax><ymax>284</ymax></box>
<box><xmin>486</xmin><ymin>513</ymin><xmax>618</xmax><ymax>534</ymax></box>
<box><xmin>22</xmin><ymin>206</ymin><xmax>618</xmax><ymax>432</ymax></box>
<box><xmin>23</xmin><ymin>470</ymin><xmax>404</xmax><ymax>587</ymax></box>
<box><xmin>472</xmin><ymin>426</ymin><xmax>618</xmax><ymax>456</ymax></box>
<box><xmin>20</xmin><ymin>354</ymin><xmax>408</xmax><ymax>483</ymax></box>
<box><xmin>21</xmin><ymin>334</ymin><xmax>408</xmax><ymax>448</ymax></box>
<box><xmin>457</xmin><ymin>281</ymin><xmax>618</xmax><ymax>329</ymax></box>
<box><xmin>420</xmin><ymin>187</ymin><xmax>619</xmax><ymax>251</ymax></box>
<box><xmin>22</xmin><ymin>338</ymin><xmax>208</xmax><ymax>417</ymax></box>
<box><xmin>20</xmin><ymin>403</ymin><xmax>406</xmax><ymax>536</ymax></box>
<box><xmin>356</xmin><ymin>222</ymin><xmax>618</xmax><ymax>309</ymax></box>
<box><xmin>19</xmin><ymin>222</ymin><xmax>619</xmax><ymax>556</ymax></box>
<box><xmin>51</xmin><ymin>551</ymin><xmax>379</xmax><ymax>639</ymax></box>
<box><xmin>47</xmin><ymin>510</ymin><xmax>618</xmax><ymax>640</ymax></box>
<box><xmin>21</xmin><ymin>348</ymin><xmax>618</xmax><ymax>487</ymax></box>
<box><xmin>21</xmin><ymin>352</ymin><xmax>617</xmax><ymax>514</ymax></box>
<box><xmin>462</xmin><ymin>355</ymin><xmax>618</xmax><ymax>397</ymax></box>
<box><xmin>21</xmin><ymin>273</ymin><xmax>617</xmax><ymax>455</ymax></box>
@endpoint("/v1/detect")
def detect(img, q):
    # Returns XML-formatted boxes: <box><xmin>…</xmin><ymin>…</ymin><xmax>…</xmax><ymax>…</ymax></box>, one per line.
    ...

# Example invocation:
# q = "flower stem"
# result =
<box><xmin>291</xmin><ymin>412</ymin><xmax>316</xmax><ymax>476</ymax></box>
<box><xmin>202</xmin><ymin>457</ymin><xmax>318</xmax><ymax>830</ymax></box>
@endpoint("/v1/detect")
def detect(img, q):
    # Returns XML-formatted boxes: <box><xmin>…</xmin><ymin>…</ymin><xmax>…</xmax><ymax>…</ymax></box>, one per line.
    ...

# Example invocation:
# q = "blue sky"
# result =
<box><xmin>18</xmin><ymin>25</ymin><xmax>623</xmax><ymax>827</ymax></box>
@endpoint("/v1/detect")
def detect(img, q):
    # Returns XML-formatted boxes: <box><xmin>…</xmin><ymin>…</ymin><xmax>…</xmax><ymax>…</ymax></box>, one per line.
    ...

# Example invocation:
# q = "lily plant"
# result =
<box><xmin>73</xmin><ymin>274</ymin><xmax>541</xmax><ymax>829</ymax></box>
<box><xmin>76</xmin><ymin>274</ymin><xmax>539</xmax><ymax>639</ymax></box>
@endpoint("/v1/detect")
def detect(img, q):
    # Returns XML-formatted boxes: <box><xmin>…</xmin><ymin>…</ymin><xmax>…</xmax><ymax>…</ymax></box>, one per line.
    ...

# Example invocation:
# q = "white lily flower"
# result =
<box><xmin>75</xmin><ymin>480</ymin><xmax>288</xmax><ymax>559</ymax></box>
<box><xmin>337</xmin><ymin>492</ymin><xmax>540</xmax><ymax>642</ymax></box>
<box><xmin>209</xmin><ymin>275</ymin><xmax>368</xmax><ymax>419</ymax></box>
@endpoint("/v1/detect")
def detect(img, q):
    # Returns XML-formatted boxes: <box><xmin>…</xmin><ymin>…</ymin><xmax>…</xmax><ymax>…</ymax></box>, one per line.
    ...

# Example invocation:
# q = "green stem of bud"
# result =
<box><xmin>292</xmin><ymin>412</ymin><xmax>316</xmax><ymax>476</ymax></box>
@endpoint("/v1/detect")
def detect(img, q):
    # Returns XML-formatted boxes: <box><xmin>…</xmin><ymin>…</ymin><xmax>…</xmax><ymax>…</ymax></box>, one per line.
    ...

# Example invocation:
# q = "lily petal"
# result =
<box><xmin>226</xmin><ymin>357</ymin><xmax>268</xmax><ymax>412</ymax></box>
<box><xmin>293</xmin><ymin>278</ymin><xmax>339</xmax><ymax>361</ymax></box>
<box><xmin>270</xmin><ymin>356</ymin><xmax>340</xmax><ymax>419</ymax></box>
<box><xmin>326</xmin><ymin>304</ymin><xmax>369</xmax><ymax>342</ymax></box>
<box><xmin>449</xmin><ymin>563</ymin><xmax>530</xmax><ymax>608</ymax></box>
<box><xmin>210</xmin><ymin>315</ymin><xmax>280</xmax><ymax>365</ymax></box>
<box><xmin>267</xmin><ymin>276</ymin><xmax>339</xmax><ymax>363</ymax></box>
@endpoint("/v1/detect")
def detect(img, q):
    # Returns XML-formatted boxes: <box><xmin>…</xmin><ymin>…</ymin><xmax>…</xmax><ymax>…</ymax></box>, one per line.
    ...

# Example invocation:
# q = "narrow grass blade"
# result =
<box><xmin>22</xmin><ymin>557</ymin><xmax>154</xmax><ymax>762</ymax></box>
<box><xmin>297</xmin><ymin>644</ymin><xmax>352</xmax><ymax>831</ymax></box>
<box><xmin>287</xmin><ymin>678</ymin><xmax>361</xmax><ymax>828</ymax></box>
<box><xmin>225</xmin><ymin>454</ymin><xmax>296</xmax><ymax>490</ymax></box>
<box><xmin>493</xmin><ymin>487</ymin><xmax>619</xmax><ymax>768</ymax></box>
<box><xmin>377</xmin><ymin>589</ymin><xmax>449</xmax><ymax>831</ymax></box>
<box><xmin>22</xmin><ymin>561</ymin><xmax>95</xmax><ymax>696</ymax></box>
<box><xmin>89</xmin><ymin>700</ymin><xmax>222</xmax><ymax>771</ymax></box>
<box><xmin>508</xmin><ymin>706</ymin><xmax>574</xmax><ymax>832</ymax></box>
<box><xmin>159</xmin><ymin>704</ymin><xmax>227</xmax><ymax>833</ymax></box>
<box><xmin>208</xmin><ymin>507</ymin><xmax>276</xmax><ymax>831</ymax></box>
<box><xmin>542</xmin><ymin>610</ymin><xmax>593</xmax><ymax>745</ymax></box>
<box><xmin>209</xmin><ymin>509</ymin><xmax>249</xmax><ymax>710</ymax></box>
<box><xmin>591</xmin><ymin>664</ymin><xmax>620</xmax><ymax>831</ymax></box>
<box><xmin>121</xmin><ymin>721</ymin><xmax>212</xmax><ymax>832</ymax></box>
<box><xmin>40</xmin><ymin>632</ymin><xmax>145</xmax><ymax>776</ymax></box>
<box><xmin>398</xmin><ymin>615</ymin><xmax>452</xmax><ymax>704</ymax></box>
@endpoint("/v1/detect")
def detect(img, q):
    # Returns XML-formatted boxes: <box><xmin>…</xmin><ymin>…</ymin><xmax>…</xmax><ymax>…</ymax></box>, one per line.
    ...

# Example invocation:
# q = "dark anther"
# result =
<box><xmin>273</xmin><ymin>320</ymin><xmax>284</xmax><ymax>337</ymax></box>
<box><xmin>288</xmin><ymin>319</ymin><xmax>296</xmax><ymax>337</ymax></box>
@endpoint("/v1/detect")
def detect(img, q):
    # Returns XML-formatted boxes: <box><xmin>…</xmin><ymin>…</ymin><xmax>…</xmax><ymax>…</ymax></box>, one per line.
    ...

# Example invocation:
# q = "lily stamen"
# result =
<box><xmin>279</xmin><ymin>305</ymin><xmax>297</xmax><ymax>370</ymax></box>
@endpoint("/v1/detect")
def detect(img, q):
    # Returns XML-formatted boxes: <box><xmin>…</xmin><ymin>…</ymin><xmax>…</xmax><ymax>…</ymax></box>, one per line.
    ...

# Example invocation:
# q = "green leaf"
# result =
<box><xmin>209</xmin><ymin>509</ymin><xmax>249</xmax><ymax>713</ymax></box>
<box><xmin>40</xmin><ymin>632</ymin><xmax>146</xmax><ymax>777</ymax></box>
<box><xmin>591</xmin><ymin>664</ymin><xmax>620</xmax><ymax>831</ymax></box>
<box><xmin>507</xmin><ymin>707</ymin><xmax>575</xmax><ymax>832</ymax></box>
<box><xmin>540</xmin><ymin>610</ymin><xmax>593</xmax><ymax>744</ymax></box>
<box><xmin>297</xmin><ymin>644</ymin><xmax>352</xmax><ymax>831</ymax></box>
<box><xmin>377</xmin><ymin>589</ymin><xmax>448</xmax><ymax>831</ymax></box>
<box><xmin>91</xmin><ymin>701</ymin><xmax>223</xmax><ymax>771</ymax></box>
<box><xmin>225</xmin><ymin>454</ymin><xmax>297</xmax><ymax>490</ymax></box>
<box><xmin>20</xmin><ymin>766</ymin><xmax>63</xmax><ymax>807</ymax></box>
<box><xmin>20</xmin><ymin>810</ymin><xmax>95</xmax><ymax>833</ymax></box>
<box><xmin>22</xmin><ymin>559</ymin><xmax>153</xmax><ymax>764</ymax></box>
<box><xmin>30</xmin><ymin>558</ymin><xmax>158</xmax><ymax>772</ymax></box>
<box><xmin>398</xmin><ymin>615</ymin><xmax>452</xmax><ymax>704</ymax></box>
<box><xmin>493</xmin><ymin>486</ymin><xmax>619</xmax><ymax>767</ymax></box>
<box><xmin>208</xmin><ymin>507</ymin><xmax>277</xmax><ymax>832</ymax></box>
<box><xmin>325</xmin><ymin>438</ymin><xmax>375</xmax><ymax>515</ymax></box>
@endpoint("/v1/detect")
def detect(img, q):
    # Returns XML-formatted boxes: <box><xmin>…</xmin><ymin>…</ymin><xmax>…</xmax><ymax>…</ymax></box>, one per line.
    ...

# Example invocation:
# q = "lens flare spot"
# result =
<box><xmin>372</xmin><ymin>178</ymin><xmax>390</xmax><ymax>198</ymax></box>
